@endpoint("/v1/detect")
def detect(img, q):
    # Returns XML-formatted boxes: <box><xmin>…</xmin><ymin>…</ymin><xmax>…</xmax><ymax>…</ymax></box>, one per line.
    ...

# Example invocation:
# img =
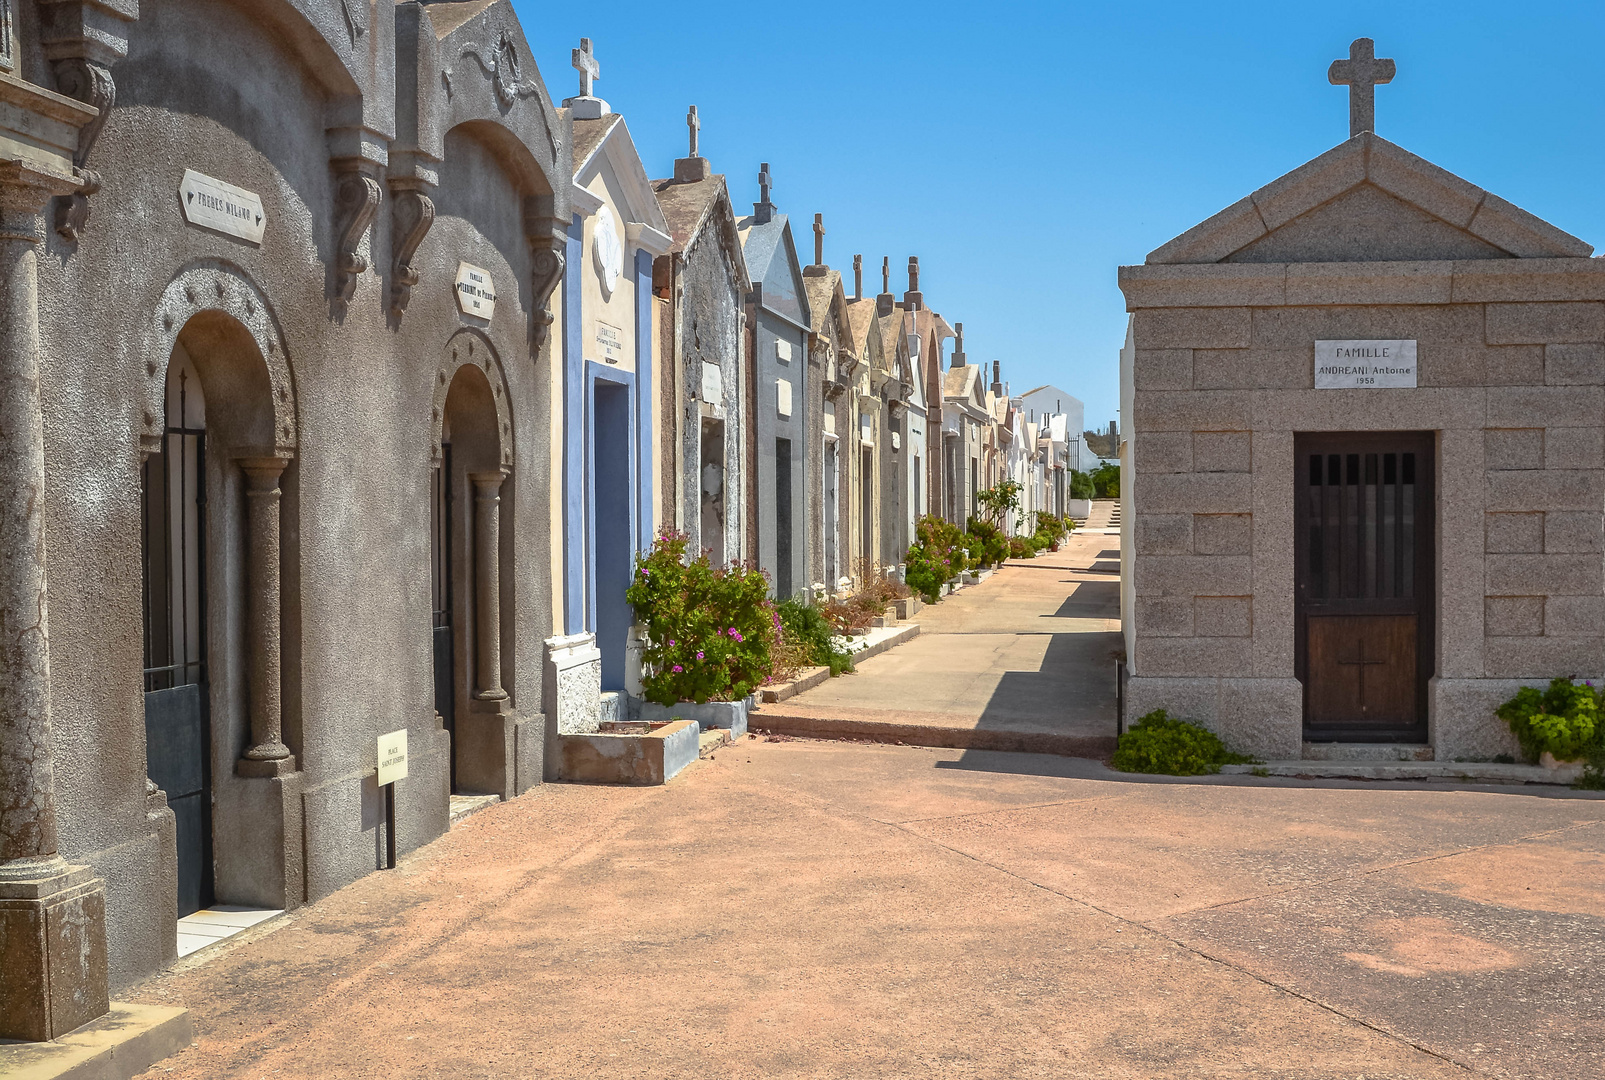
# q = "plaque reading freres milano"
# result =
<box><xmin>178</xmin><ymin>170</ymin><xmax>266</xmax><ymax>244</ymax></box>
<box><xmin>1315</xmin><ymin>340</ymin><xmax>1417</xmax><ymax>388</ymax></box>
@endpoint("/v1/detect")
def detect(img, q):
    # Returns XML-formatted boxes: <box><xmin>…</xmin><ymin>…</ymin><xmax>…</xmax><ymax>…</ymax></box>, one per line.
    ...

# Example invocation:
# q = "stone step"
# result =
<box><xmin>1302</xmin><ymin>742</ymin><xmax>1434</xmax><ymax>762</ymax></box>
<box><xmin>1220</xmin><ymin>760</ymin><xmax>1583</xmax><ymax>785</ymax></box>
<box><xmin>697</xmin><ymin>728</ymin><xmax>729</xmax><ymax>759</ymax></box>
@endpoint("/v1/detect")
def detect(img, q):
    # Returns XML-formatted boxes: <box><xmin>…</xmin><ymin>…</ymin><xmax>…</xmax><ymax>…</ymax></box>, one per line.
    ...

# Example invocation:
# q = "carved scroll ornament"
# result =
<box><xmin>389</xmin><ymin>188</ymin><xmax>435</xmax><ymax>318</ymax></box>
<box><xmin>334</xmin><ymin>169</ymin><xmax>382</xmax><ymax>305</ymax></box>
<box><xmin>531</xmin><ymin>243</ymin><xmax>564</xmax><ymax>350</ymax></box>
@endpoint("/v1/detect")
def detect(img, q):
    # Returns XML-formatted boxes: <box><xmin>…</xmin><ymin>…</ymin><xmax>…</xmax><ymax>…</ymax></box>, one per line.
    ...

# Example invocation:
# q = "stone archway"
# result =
<box><xmin>429</xmin><ymin>329</ymin><xmax>517</xmax><ymax>796</ymax></box>
<box><xmin>140</xmin><ymin>261</ymin><xmax>303</xmax><ymax>917</ymax></box>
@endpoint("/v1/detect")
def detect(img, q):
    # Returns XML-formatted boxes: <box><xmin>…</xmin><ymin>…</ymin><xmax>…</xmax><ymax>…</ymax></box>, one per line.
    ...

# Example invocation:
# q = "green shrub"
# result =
<box><xmin>1111</xmin><ymin>710</ymin><xmax>1256</xmax><ymax>776</ymax></box>
<box><xmin>1091</xmin><ymin>462</ymin><xmax>1121</xmax><ymax>499</ymax></box>
<box><xmin>626</xmin><ymin>531</ymin><xmax>778</xmax><ymax>706</ymax></box>
<box><xmin>1008</xmin><ymin>537</ymin><xmax>1037</xmax><ymax>560</ymax></box>
<box><xmin>1069</xmin><ymin>470</ymin><xmax>1096</xmax><ymax>501</ymax></box>
<box><xmin>905</xmin><ymin>515</ymin><xmax>968</xmax><ymax>603</ymax></box>
<box><xmin>966</xmin><ymin>516</ymin><xmax>1007</xmax><ymax>568</ymax></box>
<box><xmin>1495</xmin><ymin>677</ymin><xmax>1603</xmax><ymax>763</ymax></box>
<box><xmin>775</xmin><ymin>597</ymin><xmax>854</xmax><ymax>677</ymax></box>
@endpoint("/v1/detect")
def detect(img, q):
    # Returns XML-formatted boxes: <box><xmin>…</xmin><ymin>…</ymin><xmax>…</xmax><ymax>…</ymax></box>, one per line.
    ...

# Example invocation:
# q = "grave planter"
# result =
<box><xmin>1068</xmin><ymin>498</ymin><xmax>1092</xmax><ymax>520</ymax></box>
<box><xmin>638</xmin><ymin>696</ymin><xmax>750</xmax><ymax>740</ymax></box>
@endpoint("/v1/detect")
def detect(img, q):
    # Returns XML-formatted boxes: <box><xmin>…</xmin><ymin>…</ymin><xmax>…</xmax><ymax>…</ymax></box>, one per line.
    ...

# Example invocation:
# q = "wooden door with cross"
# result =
<box><xmin>1295</xmin><ymin>432</ymin><xmax>1434</xmax><ymax>739</ymax></box>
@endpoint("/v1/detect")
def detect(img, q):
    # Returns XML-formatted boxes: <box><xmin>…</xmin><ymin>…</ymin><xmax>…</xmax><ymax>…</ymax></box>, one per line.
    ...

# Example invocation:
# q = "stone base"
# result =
<box><xmin>543</xmin><ymin>633</ymin><xmax>603</xmax><ymax>781</ymax></box>
<box><xmin>1124</xmin><ymin>676</ymin><xmax>1304</xmax><ymax>761</ymax></box>
<box><xmin>1430</xmin><ymin>677</ymin><xmax>1548</xmax><ymax>762</ymax></box>
<box><xmin>0</xmin><ymin>1002</ymin><xmax>191</xmax><ymax>1080</ymax></box>
<box><xmin>638</xmin><ymin>697</ymin><xmax>749</xmax><ymax>740</ymax></box>
<box><xmin>558</xmin><ymin>720</ymin><xmax>700</xmax><ymax>785</ymax></box>
<box><xmin>0</xmin><ymin>863</ymin><xmax>109</xmax><ymax>1041</ymax></box>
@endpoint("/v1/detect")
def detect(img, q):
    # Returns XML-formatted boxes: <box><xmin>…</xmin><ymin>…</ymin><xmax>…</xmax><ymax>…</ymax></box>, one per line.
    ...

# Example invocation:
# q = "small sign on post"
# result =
<box><xmin>377</xmin><ymin>729</ymin><xmax>407</xmax><ymax>868</ymax></box>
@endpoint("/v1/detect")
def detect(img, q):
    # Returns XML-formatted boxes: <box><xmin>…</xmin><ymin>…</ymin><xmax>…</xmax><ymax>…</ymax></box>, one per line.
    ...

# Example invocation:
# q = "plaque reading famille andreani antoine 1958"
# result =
<box><xmin>1315</xmin><ymin>339</ymin><xmax>1418</xmax><ymax>389</ymax></box>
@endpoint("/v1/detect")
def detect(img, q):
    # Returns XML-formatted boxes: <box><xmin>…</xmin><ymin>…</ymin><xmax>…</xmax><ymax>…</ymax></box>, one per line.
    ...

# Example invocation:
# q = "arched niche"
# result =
<box><xmin>140</xmin><ymin>261</ymin><xmax>296</xmax><ymax>457</ymax></box>
<box><xmin>431</xmin><ymin>328</ymin><xmax>513</xmax><ymax>469</ymax></box>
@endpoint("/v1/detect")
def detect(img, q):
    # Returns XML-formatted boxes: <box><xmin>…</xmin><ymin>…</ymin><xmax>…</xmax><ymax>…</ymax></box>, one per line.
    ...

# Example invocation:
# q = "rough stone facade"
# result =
<box><xmin>1</xmin><ymin>1</ymin><xmax>569</xmax><ymax>1024</ymax></box>
<box><xmin>1119</xmin><ymin>132</ymin><xmax>1604</xmax><ymax>761</ymax></box>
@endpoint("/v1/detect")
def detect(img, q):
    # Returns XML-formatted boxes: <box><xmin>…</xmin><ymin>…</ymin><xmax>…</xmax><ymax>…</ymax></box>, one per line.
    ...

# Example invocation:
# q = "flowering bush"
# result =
<box><xmin>965</xmin><ymin>516</ymin><xmax>1008</xmax><ymax>569</ymax></box>
<box><xmin>905</xmin><ymin>515</ymin><xmax>967</xmax><ymax>603</ymax></box>
<box><xmin>625</xmin><ymin>531</ymin><xmax>777</xmax><ymax>706</ymax></box>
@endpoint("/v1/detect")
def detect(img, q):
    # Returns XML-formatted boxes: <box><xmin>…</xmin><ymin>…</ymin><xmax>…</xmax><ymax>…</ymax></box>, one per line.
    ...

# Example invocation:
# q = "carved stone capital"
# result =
<box><xmin>530</xmin><ymin>243</ymin><xmax>564</xmax><ymax>351</ymax></box>
<box><xmin>333</xmin><ymin>166</ymin><xmax>381</xmax><ymax>305</ymax></box>
<box><xmin>388</xmin><ymin>185</ymin><xmax>434</xmax><ymax>319</ymax></box>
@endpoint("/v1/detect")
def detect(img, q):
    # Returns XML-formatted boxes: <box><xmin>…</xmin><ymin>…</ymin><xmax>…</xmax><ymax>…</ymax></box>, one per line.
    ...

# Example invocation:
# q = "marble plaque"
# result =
<box><xmin>1315</xmin><ymin>340</ymin><xmax>1417</xmax><ymax>388</ymax></box>
<box><xmin>597</xmin><ymin>322</ymin><xmax>624</xmax><ymax>364</ymax></box>
<box><xmin>776</xmin><ymin>378</ymin><xmax>792</xmax><ymax>418</ymax></box>
<box><xmin>775</xmin><ymin>338</ymin><xmax>792</xmax><ymax>363</ymax></box>
<box><xmin>376</xmin><ymin>729</ymin><xmax>408</xmax><ymax>786</ymax></box>
<box><xmin>179</xmin><ymin>170</ymin><xmax>265</xmax><ymax>244</ymax></box>
<box><xmin>455</xmin><ymin>262</ymin><xmax>496</xmax><ymax>321</ymax></box>
<box><xmin>701</xmin><ymin>361</ymin><xmax>722</xmax><ymax>402</ymax></box>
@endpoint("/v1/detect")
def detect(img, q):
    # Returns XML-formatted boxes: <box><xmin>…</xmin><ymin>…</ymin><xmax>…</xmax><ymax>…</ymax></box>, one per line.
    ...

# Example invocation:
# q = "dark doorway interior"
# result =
<box><xmin>431</xmin><ymin>444</ymin><xmax>454</xmax><ymax>770</ymax></box>
<box><xmin>860</xmin><ymin>445</ymin><xmax>873</xmax><ymax>575</ymax></box>
<box><xmin>143</xmin><ymin>360</ymin><xmax>212</xmax><ymax>918</ymax></box>
<box><xmin>1295</xmin><ymin>431</ymin><xmax>1435</xmax><ymax>742</ymax></box>
<box><xmin>594</xmin><ymin>380</ymin><xmax>632</xmax><ymax>691</ymax></box>
<box><xmin>775</xmin><ymin>437</ymin><xmax>792</xmax><ymax>598</ymax></box>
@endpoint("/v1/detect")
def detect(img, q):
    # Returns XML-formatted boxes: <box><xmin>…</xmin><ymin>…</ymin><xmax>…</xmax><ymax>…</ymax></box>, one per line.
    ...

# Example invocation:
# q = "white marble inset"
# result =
<box><xmin>175</xmin><ymin>906</ymin><xmax>283</xmax><ymax>957</ymax></box>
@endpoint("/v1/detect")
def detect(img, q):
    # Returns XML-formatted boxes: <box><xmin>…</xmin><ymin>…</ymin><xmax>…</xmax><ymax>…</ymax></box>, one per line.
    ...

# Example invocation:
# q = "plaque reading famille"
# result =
<box><xmin>455</xmin><ymin>262</ymin><xmax>496</xmax><ymax>320</ymax></box>
<box><xmin>1315</xmin><ymin>340</ymin><xmax>1417</xmax><ymax>388</ymax></box>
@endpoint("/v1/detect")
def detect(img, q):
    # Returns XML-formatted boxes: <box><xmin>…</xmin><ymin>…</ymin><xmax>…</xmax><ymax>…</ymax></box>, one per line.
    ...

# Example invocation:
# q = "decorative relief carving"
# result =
<box><xmin>333</xmin><ymin>169</ymin><xmax>382</xmax><ymax>305</ymax></box>
<box><xmin>338</xmin><ymin>0</ymin><xmax>366</xmax><ymax>47</ymax></box>
<box><xmin>51</xmin><ymin>57</ymin><xmax>114</xmax><ymax>242</ymax></box>
<box><xmin>432</xmin><ymin>329</ymin><xmax>513</xmax><ymax>467</ymax></box>
<box><xmin>460</xmin><ymin>30</ymin><xmax>558</xmax><ymax>157</ymax></box>
<box><xmin>389</xmin><ymin>188</ymin><xmax>434</xmax><ymax>319</ymax></box>
<box><xmin>531</xmin><ymin>244</ymin><xmax>564</xmax><ymax>351</ymax></box>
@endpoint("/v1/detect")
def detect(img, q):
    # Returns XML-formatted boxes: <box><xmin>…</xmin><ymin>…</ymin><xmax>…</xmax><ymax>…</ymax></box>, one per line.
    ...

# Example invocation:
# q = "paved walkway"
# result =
<box><xmin>131</xmin><ymin>742</ymin><xmax>1605</xmax><ymax>1079</ymax></box>
<box><xmin>752</xmin><ymin>502</ymin><xmax>1123</xmax><ymax>754</ymax></box>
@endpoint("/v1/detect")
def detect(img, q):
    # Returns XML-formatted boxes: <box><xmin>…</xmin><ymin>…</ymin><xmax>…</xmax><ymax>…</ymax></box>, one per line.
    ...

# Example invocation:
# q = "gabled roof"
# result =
<box><xmin>1148</xmin><ymin>132</ymin><xmax>1593</xmax><ymax>265</ymax></box>
<box><xmin>737</xmin><ymin>212</ymin><xmax>812</xmax><ymax>330</ymax></box>
<box><xmin>572</xmin><ymin>114</ymin><xmax>670</xmax><ymax>250</ymax></box>
<box><xmin>803</xmin><ymin>269</ymin><xmax>848</xmax><ymax>342</ymax></box>
<box><xmin>844</xmin><ymin>297</ymin><xmax>877</xmax><ymax>355</ymax></box>
<box><xmin>650</xmin><ymin>172</ymin><xmax>750</xmax><ymax>290</ymax></box>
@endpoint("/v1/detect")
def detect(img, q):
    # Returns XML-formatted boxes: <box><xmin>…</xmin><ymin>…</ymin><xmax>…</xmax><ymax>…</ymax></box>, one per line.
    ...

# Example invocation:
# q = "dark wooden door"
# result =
<box><xmin>1295</xmin><ymin>432</ymin><xmax>1434</xmax><ymax>741</ymax></box>
<box><xmin>430</xmin><ymin>447</ymin><xmax>454</xmax><ymax>778</ymax></box>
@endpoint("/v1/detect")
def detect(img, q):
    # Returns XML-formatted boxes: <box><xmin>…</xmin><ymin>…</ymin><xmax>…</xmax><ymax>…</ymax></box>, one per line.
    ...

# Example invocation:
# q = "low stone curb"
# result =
<box><xmin>761</xmin><ymin>624</ymin><xmax>921</xmax><ymax>703</ymax></box>
<box><xmin>1219</xmin><ymin>760</ymin><xmax>1584</xmax><ymax>785</ymax></box>
<box><xmin>0</xmin><ymin>1003</ymin><xmax>192</xmax><ymax>1080</ymax></box>
<box><xmin>747</xmin><ymin>714</ymin><xmax>1117</xmax><ymax>760</ymax></box>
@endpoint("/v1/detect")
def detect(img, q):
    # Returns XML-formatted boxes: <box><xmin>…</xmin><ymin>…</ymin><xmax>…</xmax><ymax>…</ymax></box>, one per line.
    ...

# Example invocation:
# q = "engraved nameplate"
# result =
<box><xmin>1315</xmin><ymin>340</ymin><xmax>1417</xmax><ymax>389</ymax></box>
<box><xmin>179</xmin><ymin>170</ymin><xmax>266</xmax><ymax>244</ymax></box>
<box><xmin>455</xmin><ymin>262</ymin><xmax>496</xmax><ymax>321</ymax></box>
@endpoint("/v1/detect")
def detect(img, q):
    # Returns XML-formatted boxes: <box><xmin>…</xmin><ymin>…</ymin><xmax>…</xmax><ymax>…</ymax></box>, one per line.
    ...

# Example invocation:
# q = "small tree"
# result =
<box><xmin>974</xmin><ymin>479</ymin><xmax>1022</xmax><ymax>532</ymax></box>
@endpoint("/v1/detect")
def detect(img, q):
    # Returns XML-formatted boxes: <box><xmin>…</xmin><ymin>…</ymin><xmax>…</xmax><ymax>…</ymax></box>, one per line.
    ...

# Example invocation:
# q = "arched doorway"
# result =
<box><xmin>142</xmin><ymin>300</ymin><xmax>298</xmax><ymax>916</ymax></box>
<box><xmin>430</xmin><ymin>335</ymin><xmax>514</xmax><ymax>795</ymax></box>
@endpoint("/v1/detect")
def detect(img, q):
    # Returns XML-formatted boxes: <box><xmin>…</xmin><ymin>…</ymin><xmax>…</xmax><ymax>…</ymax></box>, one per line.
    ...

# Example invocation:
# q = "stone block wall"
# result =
<box><xmin>1122</xmin><ymin>266</ymin><xmax>1605</xmax><ymax>761</ymax></box>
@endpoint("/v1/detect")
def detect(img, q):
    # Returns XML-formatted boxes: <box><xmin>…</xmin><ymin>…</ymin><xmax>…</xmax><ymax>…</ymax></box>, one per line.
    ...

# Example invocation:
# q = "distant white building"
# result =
<box><xmin>1018</xmin><ymin>384</ymin><xmax>1090</xmax><ymax>474</ymax></box>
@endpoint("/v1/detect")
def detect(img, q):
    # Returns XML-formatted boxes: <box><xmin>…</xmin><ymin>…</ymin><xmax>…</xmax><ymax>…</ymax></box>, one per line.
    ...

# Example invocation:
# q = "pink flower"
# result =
<box><xmin>672</xmin><ymin>664</ymin><xmax>683</xmax><ymax>673</ymax></box>
<box><xmin>697</xmin><ymin>651</ymin><xmax>704</xmax><ymax>660</ymax></box>
<box><xmin>668</xmin><ymin>639</ymin><xmax>676</xmax><ymax>647</ymax></box>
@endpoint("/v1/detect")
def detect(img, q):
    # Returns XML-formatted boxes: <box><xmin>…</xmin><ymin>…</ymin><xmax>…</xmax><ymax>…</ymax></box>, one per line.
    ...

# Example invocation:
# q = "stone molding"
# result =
<box><xmin>430</xmin><ymin>328</ymin><xmax>513</xmax><ymax>468</ymax></box>
<box><xmin>144</xmin><ymin>261</ymin><xmax>297</xmax><ymax>456</ymax></box>
<box><xmin>1120</xmin><ymin>258</ymin><xmax>1605</xmax><ymax>310</ymax></box>
<box><xmin>387</xmin><ymin>184</ymin><xmax>434</xmax><ymax>319</ymax></box>
<box><xmin>1146</xmin><ymin>133</ymin><xmax>1594</xmax><ymax>265</ymax></box>
<box><xmin>332</xmin><ymin>163</ymin><xmax>382</xmax><ymax>306</ymax></box>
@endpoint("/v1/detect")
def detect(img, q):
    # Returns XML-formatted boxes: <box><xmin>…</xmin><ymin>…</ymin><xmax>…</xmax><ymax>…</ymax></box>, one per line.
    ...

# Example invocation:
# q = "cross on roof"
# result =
<box><xmin>571</xmin><ymin>37</ymin><xmax>600</xmax><ymax>98</ymax></box>
<box><xmin>758</xmin><ymin>162</ymin><xmax>772</xmax><ymax>205</ymax></box>
<box><xmin>1328</xmin><ymin>37</ymin><xmax>1395</xmax><ymax>138</ymax></box>
<box><xmin>686</xmin><ymin>105</ymin><xmax>700</xmax><ymax>157</ymax></box>
<box><xmin>881</xmin><ymin>256</ymin><xmax>889</xmax><ymax>294</ymax></box>
<box><xmin>813</xmin><ymin>214</ymin><xmax>825</xmax><ymax>266</ymax></box>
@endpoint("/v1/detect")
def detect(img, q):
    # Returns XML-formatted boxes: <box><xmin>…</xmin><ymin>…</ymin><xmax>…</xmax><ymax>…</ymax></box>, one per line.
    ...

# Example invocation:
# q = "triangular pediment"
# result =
<box><xmin>1149</xmin><ymin>133</ymin><xmax>1592</xmax><ymax>265</ymax></box>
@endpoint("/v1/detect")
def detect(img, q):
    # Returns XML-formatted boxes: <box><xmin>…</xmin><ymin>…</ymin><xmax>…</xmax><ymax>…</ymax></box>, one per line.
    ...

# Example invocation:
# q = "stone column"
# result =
<box><xmin>470</xmin><ymin>469</ymin><xmax>508</xmax><ymax>702</ymax></box>
<box><xmin>0</xmin><ymin>160</ymin><xmax>109</xmax><ymax>1038</ymax></box>
<box><xmin>238</xmin><ymin>456</ymin><xmax>291</xmax><ymax>768</ymax></box>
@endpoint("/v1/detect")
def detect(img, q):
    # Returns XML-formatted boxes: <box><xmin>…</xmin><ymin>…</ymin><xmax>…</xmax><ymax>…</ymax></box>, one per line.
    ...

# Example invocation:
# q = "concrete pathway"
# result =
<box><xmin>753</xmin><ymin>502</ymin><xmax>1123</xmax><ymax>754</ymax></box>
<box><xmin>130</xmin><ymin>742</ymin><xmax>1605</xmax><ymax>1079</ymax></box>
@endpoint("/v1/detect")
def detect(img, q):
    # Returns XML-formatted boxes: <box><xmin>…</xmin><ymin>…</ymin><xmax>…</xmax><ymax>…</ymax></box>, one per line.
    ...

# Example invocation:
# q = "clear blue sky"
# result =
<box><xmin>514</xmin><ymin>0</ymin><xmax>1605</xmax><ymax>433</ymax></box>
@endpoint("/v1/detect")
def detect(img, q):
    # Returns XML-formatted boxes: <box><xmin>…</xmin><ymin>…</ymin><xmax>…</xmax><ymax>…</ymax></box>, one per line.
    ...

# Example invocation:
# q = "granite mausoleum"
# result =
<box><xmin>1118</xmin><ymin>40</ymin><xmax>1605</xmax><ymax>761</ymax></box>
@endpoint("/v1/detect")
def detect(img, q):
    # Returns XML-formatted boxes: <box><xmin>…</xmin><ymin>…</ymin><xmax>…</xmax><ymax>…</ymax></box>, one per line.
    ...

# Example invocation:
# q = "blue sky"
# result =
<box><xmin>514</xmin><ymin>1</ymin><xmax>1605</xmax><ymax>433</ymax></box>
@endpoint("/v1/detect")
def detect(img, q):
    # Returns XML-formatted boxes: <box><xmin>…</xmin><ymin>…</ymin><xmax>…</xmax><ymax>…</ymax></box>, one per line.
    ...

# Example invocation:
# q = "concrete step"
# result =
<box><xmin>1302</xmin><ymin>742</ymin><xmax>1434</xmax><ymax>762</ymax></box>
<box><xmin>697</xmin><ymin>727</ymin><xmax>729</xmax><ymax>759</ymax></box>
<box><xmin>1221</xmin><ymin>760</ymin><xmax>1583</xmax><ymax>785</ymax></box>
<box><xmin>449</xmin><ymin>793</ymin><xmax>499</xmax><ymax>825</ymax></box>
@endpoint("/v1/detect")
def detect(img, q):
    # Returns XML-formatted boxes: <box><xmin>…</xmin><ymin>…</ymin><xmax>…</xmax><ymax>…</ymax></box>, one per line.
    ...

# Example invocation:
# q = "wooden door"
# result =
<box><xmin>1295</xmin><ymin>433</ymin><xmax>1434</xmax><ymax>740</ymax></box>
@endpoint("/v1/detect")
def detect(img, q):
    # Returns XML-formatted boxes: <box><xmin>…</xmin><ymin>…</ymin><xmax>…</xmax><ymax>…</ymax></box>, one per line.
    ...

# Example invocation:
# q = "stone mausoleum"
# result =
<box><xmin>1119</xmin><ymin>40</ymin><xmax>1604</xmax><ymax>762</ymax></box>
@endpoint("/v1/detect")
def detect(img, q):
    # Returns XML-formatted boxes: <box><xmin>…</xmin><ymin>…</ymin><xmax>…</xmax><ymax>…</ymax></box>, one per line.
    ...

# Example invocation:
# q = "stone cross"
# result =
<box><xmin>881</xmin><ymin>256</ymin><xmax>889</xmax><ymax>294</ymax></box>
<box><xmin>853</xmin><ymin>254</ymin><xmax>862</xmax><ymax>299</ymax></box>
<box><xmin>956</xmin><ymin>322</ymin><xmax>964</xmax><ymax>352</ymax></box>
<box><xmin>1328</xmin><ymin>37</ymin><xmax>1394</xmax><ymax>138</ymax></box>
<box><xmin>686</xmin><ymin>105</ymin><xmax>699</xmax><ymax>157</ymax></box>
<box><xmin>908</xmin><ymin>256</ymin><xmax>919</xmax><ymax>293</ymax></box>
<box><xmin>758</xmin><ymin>162</ymin><xmax>772</xmax><ymax>205</ymax></box>
<box><xmin>572</xmin><ymin>37</ymin><xmax>600</xmax><ymax>98</ymax></box>
<box><xmin>813</xmin><ymin>213</ymin><xmax>825</xmax><ymax>266</ymax></box>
